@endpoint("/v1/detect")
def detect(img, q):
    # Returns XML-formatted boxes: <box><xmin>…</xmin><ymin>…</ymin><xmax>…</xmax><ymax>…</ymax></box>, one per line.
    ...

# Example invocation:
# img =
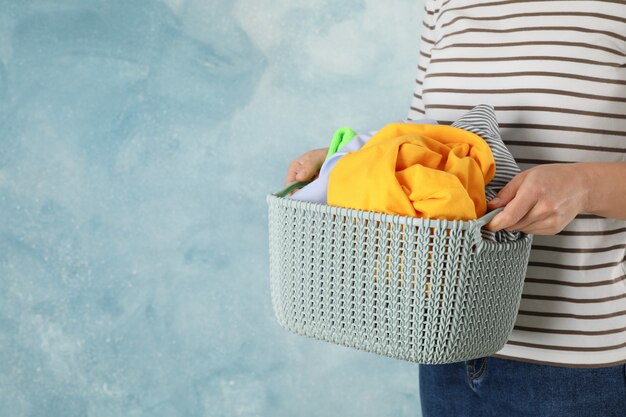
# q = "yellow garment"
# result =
<box><xmin>327</xmin><ymin>123</ymin><xmax>496</xmax><ymax>221</ymax></box>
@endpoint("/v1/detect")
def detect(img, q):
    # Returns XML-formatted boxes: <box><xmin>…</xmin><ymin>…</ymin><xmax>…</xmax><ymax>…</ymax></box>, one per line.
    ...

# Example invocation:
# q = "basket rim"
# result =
<box><xmin>269</xmin><ymin>192</ymin><xmax>517</xmax><ymax>230</ymax></box>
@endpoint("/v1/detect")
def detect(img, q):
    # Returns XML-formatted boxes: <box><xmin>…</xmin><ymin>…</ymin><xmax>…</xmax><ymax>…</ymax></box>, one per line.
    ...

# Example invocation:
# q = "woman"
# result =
<box><xmin>284</xmin><ymin>1</ymin><xmax>626</xmax><ymax>415</ymax></box>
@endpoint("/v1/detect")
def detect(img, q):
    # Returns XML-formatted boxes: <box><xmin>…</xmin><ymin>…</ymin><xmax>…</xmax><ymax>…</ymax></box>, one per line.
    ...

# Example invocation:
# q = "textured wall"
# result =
<box><xmin>0</xmin><ymin>1</ymin><xmax>425</xmax><ymax>416</ymax></box>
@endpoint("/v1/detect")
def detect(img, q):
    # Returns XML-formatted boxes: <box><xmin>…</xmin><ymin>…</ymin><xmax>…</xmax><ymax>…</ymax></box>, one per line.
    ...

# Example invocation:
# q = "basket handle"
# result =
<box><xmin>475</xmin><ymin>207</ymin><xmax>504</xmax><ymax>229</ymax></box>
<box><xmin>472</xmin><ymin>207</ymin><xmax>506</xmax><ymax>253</ymax></box>
<box><xmin>273</xmin><ymin>180</ymin><xmax>313</xmax><ymax>198</ymax></box>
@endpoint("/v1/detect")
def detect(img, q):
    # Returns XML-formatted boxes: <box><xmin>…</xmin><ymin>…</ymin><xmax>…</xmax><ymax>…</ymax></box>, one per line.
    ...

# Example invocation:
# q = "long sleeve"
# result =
<box><xmin>407</xmin><ymin>0</ymin><xmax>438</xmax><ymax>120</ymax></box>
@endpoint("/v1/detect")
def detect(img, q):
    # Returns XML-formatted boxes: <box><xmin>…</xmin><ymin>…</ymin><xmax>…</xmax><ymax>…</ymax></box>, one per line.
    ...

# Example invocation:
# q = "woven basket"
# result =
<box><xmin>267</xmin><ymin>181</ymin><xmax>533</xmax><ymax>364</ymax></box>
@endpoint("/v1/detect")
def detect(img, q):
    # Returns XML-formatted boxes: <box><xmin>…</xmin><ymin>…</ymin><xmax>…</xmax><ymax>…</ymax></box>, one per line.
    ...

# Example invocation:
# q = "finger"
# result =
<box><xmin>487</xmin><ymin>191</ymin><xmax>538</xmax><ymax>232</ymax></box>
<box><xmin>505</xmin><ymin>205</ymin><xmax>551</xmax><ymax>232</ymax></box>
<box><xmin>517</xmin><ymin>214</ymin><xmax>573</xmax><ymax>235</ymax></box>
<box><xmin>284</xmin><ymin>171</ymin><xmax>297</xmax><ymax>187</ymax></box>
<box><xmin>284</xmin><ymin>160</ymin><xmax>304</xmax><ymax>186</ymax></box>
<box><xmin>296</xmin><ymin>155</ymin><xmax>325</xmax><ymax>181</ymax></box>
<box><xmin>284</xmin><ymin>173</ymin><xmax>295</xmax><ymax>186</ymax></box>
<box><xmin>487</xmin><ymin>171</ymin><xmax>527</xmax><ymax>209</ymax></box>
<box><xmin>295</xmin><ymin>167</ymin><xmax>313</xmax><ymax>181</ymax></box>
<box><xmin>285</xmin><ymin>148</ymin><xmax>328</xmax><ymax>186</ymax></box>
<box><xmin>519</xmin><ymin>223</ymin><xmax>560</xmax><ymax>235</ymax></box>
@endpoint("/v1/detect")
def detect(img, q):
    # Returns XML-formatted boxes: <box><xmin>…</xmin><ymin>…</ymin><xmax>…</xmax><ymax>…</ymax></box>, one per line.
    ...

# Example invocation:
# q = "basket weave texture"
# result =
<box><xmin>267</xmin><ymin>193</ymin><xmax>532</xmax><ymax>364</ymax></box>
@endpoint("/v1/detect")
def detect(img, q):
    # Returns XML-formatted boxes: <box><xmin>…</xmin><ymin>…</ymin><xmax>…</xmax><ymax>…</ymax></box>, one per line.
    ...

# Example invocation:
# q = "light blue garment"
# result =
<box><xmin>291</xmin><ymin>118</ymin><xmax>438</xmax><ymax>204</ymax></box>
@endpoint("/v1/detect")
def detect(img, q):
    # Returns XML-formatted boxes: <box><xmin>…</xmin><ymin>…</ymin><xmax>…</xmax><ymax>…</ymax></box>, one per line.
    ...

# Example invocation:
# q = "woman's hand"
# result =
<box><xmin>284</xmin><ymin>147</ymin><xmax>329</xmax><ymax>186</ymax></box>
<box><xmin>486</xmin><ymin>163</ymin><xmax>591</xmax><ymax>235</ymax></box>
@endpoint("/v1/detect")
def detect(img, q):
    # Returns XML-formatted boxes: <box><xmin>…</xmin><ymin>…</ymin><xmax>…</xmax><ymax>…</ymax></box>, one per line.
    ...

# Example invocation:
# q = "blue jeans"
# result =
<box><xmin>419</xmin><ymin>357</ymin><xmax>626</xmax><ymax>417</ymax></box>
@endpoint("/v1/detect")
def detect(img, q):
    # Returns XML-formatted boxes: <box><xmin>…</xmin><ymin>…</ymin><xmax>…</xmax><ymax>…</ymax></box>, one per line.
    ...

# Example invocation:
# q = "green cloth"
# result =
<box><xmin>326</xmin><ymin>127</ymin><xmax>358</xmax><ymax>160</ymax></box>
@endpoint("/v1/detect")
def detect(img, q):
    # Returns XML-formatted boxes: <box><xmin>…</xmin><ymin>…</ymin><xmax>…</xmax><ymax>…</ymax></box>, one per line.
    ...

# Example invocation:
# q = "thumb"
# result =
<box><xmin>487</xmin><ymin>171</ymin><xmax>526</xmax><ymax>209</ymax></box>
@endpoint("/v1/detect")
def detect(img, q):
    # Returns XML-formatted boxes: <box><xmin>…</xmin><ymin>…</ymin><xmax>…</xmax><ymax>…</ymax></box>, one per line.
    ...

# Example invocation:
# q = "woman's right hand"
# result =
<box><xmin>284</xmin><ymin>147</ymin><xmax>329</xmax><ymax>187</ymax></box>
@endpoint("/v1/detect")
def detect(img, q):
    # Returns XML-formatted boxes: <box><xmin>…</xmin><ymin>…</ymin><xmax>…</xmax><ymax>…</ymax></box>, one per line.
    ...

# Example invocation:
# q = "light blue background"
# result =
<box><xmin>0</xmin><ymin>1</ymin><xmax>425</xmax><ymax>416</ymax></box>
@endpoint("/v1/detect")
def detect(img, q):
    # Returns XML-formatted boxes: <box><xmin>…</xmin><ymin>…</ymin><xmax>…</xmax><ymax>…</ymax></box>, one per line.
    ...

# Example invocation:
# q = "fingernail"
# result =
<box><xmin>488</xmin><ymin>197</ymin><xmax>501</xmax><ymax>205</ymax></box>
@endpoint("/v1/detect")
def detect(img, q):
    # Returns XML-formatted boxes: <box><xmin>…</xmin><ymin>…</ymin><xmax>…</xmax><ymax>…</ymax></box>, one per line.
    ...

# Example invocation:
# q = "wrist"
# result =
<box><xmin>576</xmin><ymin>163</ymin><xmax>596</xmax><ymax>213</ymax></box>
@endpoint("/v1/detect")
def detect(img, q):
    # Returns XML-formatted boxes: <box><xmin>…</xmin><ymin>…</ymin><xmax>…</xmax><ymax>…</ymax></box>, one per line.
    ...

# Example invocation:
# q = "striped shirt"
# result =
<box><xmin>408</xmin><ymin>0</ymin><xmax>626</xmax><ymax>368</ymax></box>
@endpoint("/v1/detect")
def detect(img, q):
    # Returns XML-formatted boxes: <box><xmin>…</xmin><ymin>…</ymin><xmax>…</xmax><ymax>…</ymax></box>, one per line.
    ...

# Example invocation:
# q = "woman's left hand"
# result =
<box><xmin>485</xmin><ymin>163</ymin><xmax>590</xmax><ymax>235</ymax></box>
